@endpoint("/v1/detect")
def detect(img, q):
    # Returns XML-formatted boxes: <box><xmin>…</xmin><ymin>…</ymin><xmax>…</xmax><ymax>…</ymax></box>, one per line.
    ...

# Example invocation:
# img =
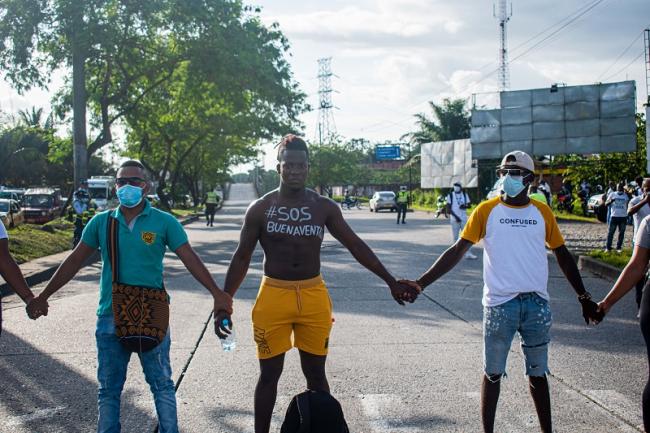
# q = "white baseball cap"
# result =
<box><xmin>500</xmin><ymin>150</ymin><xmax>535</xmax><ymax>173</ymax></box>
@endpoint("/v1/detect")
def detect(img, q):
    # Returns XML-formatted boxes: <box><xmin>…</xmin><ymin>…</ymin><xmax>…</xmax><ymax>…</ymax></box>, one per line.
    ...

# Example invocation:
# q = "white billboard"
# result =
<box><xmin>420</xmin><ymin>139</ymin><xmax>478</xmax><ymax>189</ymax></box>
<box><xmin>470</xmin><ymin>80</ymin><xmax>637</xmax><ymax>159</ymax></box>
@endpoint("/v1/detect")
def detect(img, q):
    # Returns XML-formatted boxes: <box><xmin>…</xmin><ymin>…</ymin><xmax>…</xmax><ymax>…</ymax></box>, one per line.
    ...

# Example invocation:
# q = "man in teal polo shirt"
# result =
<box><xmin>30</xmin><ymin>160</ymin><xmax>233</xmax><ymax>433</ymax></box>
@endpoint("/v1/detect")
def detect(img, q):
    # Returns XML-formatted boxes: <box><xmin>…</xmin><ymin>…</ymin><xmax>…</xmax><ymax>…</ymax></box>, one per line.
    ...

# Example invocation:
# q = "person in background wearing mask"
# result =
<box><xmin>0</xmin><ymin>219</ymin><xmax>46</xmax><ymax>335</ymax></box>
<box><xmin>409</xmin><ymin>150</ymin><xmax>602</xmax><ymax>433</ymax></box>
<box><xmin>605</xmin><ymin>182</ymin><xmax>630</xmax><ymax>253</ymax></box>
<box><xmin>628</xmin><ymin>177</ymin><xmax>650</xmax><ymax>311</ymax></box>
<box><xmin>446</xmin><ymin>182</ymin><xmax>477</xmax><ymax>260</ymax></box>
<box><xmin>28</xmin><ymin>160</ymin><xmax>233</xmax><ymax>433</ymax></box>
<box><xmin>396</xmin><ymin>186</ymin><xmax>409</xmax><ymax>224</ymax></box>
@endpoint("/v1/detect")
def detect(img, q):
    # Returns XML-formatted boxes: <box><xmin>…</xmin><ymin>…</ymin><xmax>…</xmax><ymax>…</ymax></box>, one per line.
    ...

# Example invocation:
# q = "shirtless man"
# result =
<box><xmin>216</xmin><ymin>134</ymin><xmax>419</xmax><ymax>433</ymax></box>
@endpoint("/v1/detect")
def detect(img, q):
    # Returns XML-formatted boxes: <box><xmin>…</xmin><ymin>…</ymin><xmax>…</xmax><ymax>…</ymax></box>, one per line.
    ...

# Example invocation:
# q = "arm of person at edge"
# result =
<box><xmin>415</xmin><ymin>238</ymin><xmax>472</xmax><ymax>290</ymax></box>
<box><xmin>28</xmin><ymin>242</ymin><xmax>97</xmax><ymax>318</ymax></box>
<box><xmin>215</xmin><ymin>202</ymin><xmax>261</xmax><ymax>338</ymax></box>
<box><xmin>0</xmin><ymin>238</ymin><xmax>43</xmax><ymax>319</ymax></box>
<box><xmin>553</xmin><ymin>244</ymin><xmax>603</xmax><ymax>324</ymax></box>
<box><xmin>174</xmin><ymin>243</ymin><xmax>233</xmax><ymax>316</ymax></box>
<box><xmin>628</xmin><ymin>194</ymin><xmax>649</xmax><ymax>216</ymax></box>
<box><xmin>324</xmin><ymin>200</ymin><xmax>420</xmax><ymax>305</ymax></box>
<box><xmin>598</xmin><ymin>244</ymin><xmax>649</xmax><ymax>316</ymax></box>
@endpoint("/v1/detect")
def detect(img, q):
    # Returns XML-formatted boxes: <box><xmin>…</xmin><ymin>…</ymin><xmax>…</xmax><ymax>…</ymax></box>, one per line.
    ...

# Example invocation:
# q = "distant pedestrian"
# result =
<box><xmin>636</xmin><ymin>176</ymin><xmax>645</xmax><ymax>197</ymax></box>
<box><xmin>396</xmin><ymin>186</ymin><xmax>408</xmax><ymax>224</ymax></box>
<box><xmin>538</xmin><ymin>179</ymin><xmax>551</xmax><ymax>205</ymax></box>
<box><xmin>204</xmin><ymin>188</ymin><xmax>220</xmax><ymax>227</ymax></box>
<box><xmin>528</xmin><ymin>184</ymin><xmax>547</xmax><ymax>204</ymax></box>
<box><xmin>628</xmin><ymin>177</ymin><xmax>650</xmax><ymax>310</ymax></box>
<box><xmin>446</xmin><ymin>182</ymin><xmax>476</xmax><ymax>259</ymax></box>
<box><xmin>605</xmin><ymin>182</ymin><xmax>630</xmax><ymax>252</ymax></box>
<box><xmin>0</xmin><ymin>219</ymin><xmax>45</xmax><ymax>336</ymax></box>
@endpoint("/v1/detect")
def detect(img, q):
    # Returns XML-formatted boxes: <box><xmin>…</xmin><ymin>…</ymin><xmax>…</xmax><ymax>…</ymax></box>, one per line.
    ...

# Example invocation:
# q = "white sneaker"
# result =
<box><xmin>465</xmin><ymin>252</ymin><xmax>478</xmax><ymax>260</ymax></box>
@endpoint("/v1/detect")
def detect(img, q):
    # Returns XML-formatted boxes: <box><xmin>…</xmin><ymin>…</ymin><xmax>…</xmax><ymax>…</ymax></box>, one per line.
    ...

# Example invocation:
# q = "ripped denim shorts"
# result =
<box><xmin>483</xmin><ymin>292</ymin><xmax>552</xmax><ymax>378</ymax></box>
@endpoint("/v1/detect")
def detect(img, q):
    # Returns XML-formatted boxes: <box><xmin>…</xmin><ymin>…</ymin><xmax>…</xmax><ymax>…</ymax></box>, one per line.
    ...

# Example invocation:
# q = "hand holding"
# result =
<box><xmin>390</xmin><ymin>280</ymin><xmax>421</xmax><ymax>305</ymax></box>
<box><xmin>213</xmin><ymin>290</ymin><xmax>233</xmax><ymax>315</ymax></box>
<box><xmin>580</xmin><ymin>298</ymin><xmax>604</xmax><ymax>324</ymax></box>
<box><xmin>214</xmin><ymin>310</ymin><xmax>232</xmax><ymax>339</ymax></box>
<box><xmin>26</xmin><ymin>295</ymin><xmax>49</xmax><ymax>320</ymax></box>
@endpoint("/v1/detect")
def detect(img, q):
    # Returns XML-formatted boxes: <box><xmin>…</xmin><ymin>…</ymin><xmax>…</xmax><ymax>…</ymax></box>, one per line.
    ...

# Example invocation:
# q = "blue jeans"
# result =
<box><xmin>95</xmin><ymin>315</ymin><xmax>178</xmax><ymax>433</ymax></box>
<box><xmin>606</xmin><ymin>216</ymin><xmax>627</xmax><ymax>250</ymax></box>
<box><xmin>483</xmin><ymin>293</ymin><xmax>552</xmax><ymax>378</ymax></box>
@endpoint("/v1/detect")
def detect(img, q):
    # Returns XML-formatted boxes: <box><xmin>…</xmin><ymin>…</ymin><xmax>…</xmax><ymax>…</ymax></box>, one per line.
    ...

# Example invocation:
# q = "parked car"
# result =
<box><xmin>369</xmin><ymin>191</ymin><xmax>397</xmax><ymax>212</ymax></box>
<box><xmin>0</xmin><ymin>188</ymin><xmax>25</xmax><ymax>204</ymax></box>
<box><xmin>0</xmin><ymin>198</ymin><xmax>25</xmax><ymax>228</ymax></box>
<box><xmin>23</xmin><ymin>188</ymin><xmax>63</xmax><ymax>224</ymax></box>
<box><xmin>587</xmin><ymin>192</ymin><xmax>608</xmax><ymax>222</ymax></box>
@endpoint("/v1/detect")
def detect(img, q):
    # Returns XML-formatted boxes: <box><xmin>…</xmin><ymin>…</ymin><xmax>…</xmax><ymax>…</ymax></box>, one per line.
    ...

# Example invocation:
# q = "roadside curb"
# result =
<box><xmin>577</xmin><ymin>255</ymin><xmax>622</xmax><ymax>281</ymax></box>
<box><xmin>0</xmin><ymin>214</ymin><xmax>200</xmax><ymax>297</ymax></box>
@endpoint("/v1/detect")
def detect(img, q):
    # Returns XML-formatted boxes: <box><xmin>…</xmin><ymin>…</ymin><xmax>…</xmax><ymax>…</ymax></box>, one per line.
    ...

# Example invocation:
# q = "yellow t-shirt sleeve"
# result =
<box><xmin>460</xmin><ymin>199</ymin><xmax>497</xmax><ymax>244</ymax></box>
<box><xmin>532</xmin><ymin>201</ymin><xmax>565</xmax><ymax>249</ymax></box>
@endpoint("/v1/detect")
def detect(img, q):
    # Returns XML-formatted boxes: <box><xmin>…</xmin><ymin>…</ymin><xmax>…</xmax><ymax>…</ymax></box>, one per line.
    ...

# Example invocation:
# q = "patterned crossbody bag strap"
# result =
<box><xmin>107</xmin><ymin>215</ymin><xmax>119</xmax><ymax>283</ymax></box>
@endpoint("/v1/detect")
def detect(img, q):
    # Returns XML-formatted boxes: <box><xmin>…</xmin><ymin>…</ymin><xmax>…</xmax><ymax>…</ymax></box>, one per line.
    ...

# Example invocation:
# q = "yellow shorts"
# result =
<box><xmin>251</xmin><ymin>275</ymin><xmax>333</xmax><ymax>359</ymax></box>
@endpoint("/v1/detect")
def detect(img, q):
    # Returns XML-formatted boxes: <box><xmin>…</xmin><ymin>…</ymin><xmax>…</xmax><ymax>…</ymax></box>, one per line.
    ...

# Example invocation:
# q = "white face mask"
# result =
<box><xmin>453</xmin><ymin>186</ymin><xmax>461</xmax><ymax>193</ymax></box>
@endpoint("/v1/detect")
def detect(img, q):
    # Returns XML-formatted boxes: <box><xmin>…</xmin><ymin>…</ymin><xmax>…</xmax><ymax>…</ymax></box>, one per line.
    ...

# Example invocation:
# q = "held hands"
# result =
<box><xmin>25</xmin><ymin>295</ymin><xmax>49</xmax><ymax>320</ymax></box>
<box><xmin>213</xmin><ymin>290</ymin><xmax>234</xmax><ymax>315</ymax></box>
<box><xmin>390</xmin><ymin>280</ymin><xmax>422</xmax><ymax>305</ymax></box>
<box><xmin>579</xmin><ymin>297</ymin><xmax>605</xmax><ymax>325</ymax></box>
<box><xmin>214</xmin><ymin>309</ymin><xmax>232</xmax><ymax>339</ymax></box>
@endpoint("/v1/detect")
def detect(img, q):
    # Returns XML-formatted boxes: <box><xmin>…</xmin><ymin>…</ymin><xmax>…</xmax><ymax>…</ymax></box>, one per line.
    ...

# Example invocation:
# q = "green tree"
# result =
<box><xmin>401</xmin><ymin>98</ymin><xmax>470</xmax><ymax>152</ymax></box>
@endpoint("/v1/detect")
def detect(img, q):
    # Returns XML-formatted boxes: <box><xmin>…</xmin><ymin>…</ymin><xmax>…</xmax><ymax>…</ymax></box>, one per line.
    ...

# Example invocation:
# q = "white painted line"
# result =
<box><xmin>583</xmin><ymin>389</ymin><xmax>643</xmax><ymax>431</ymax></box>
<box><xmin>5</xmin><ymin>406</ymin><xmax>66</xmax><ymax>426</ymax></box>
<box><xmin>359</xmin><ymin>393</ymin><xmax>420</xmax><ymax>433</ymax></box>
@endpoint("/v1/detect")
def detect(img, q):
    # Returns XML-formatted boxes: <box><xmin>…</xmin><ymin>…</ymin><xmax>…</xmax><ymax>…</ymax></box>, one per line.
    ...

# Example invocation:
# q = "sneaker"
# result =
<box><xmin>616</xmin><ymin>249</ymin><xmax>622</xmax><ymax>253</ymax></box>
<box><xmin>402</xmin><ymin>221</ymin><xmax>406</xmax><ymax>224</ymax></box>
<box><xmin>603</xmin><ymin>248</ymin><xmax>612</xmax><ymax>253</ymax></box>
<box><xmin>465</xmin><ymin>252</ymin><xmax>478</xmax><ymax>260</ymax></box>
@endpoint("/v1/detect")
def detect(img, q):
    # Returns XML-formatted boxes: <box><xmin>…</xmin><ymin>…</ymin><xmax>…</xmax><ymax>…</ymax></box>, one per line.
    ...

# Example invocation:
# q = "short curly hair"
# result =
<box><xmin>276</xmin><ymin>134</ymin><xmax>309</xmax><ymax>162</ymax></box>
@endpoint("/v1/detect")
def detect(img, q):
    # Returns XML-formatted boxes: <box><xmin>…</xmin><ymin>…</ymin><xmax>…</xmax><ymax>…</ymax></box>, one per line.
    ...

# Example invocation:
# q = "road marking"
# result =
<box><xmin>359</xmin><ymin>393</ymin><xmax>421</xmax><ymax>432</ymax></box>
<box><xmin>5</xmin><ymin>406</ymin><xmax>66</xmax><ymax>426</ymax></box>
<box><xmin>582</xmin><ymin>389</ymin><xmax>643</xmax><ymax>431</ymax></box>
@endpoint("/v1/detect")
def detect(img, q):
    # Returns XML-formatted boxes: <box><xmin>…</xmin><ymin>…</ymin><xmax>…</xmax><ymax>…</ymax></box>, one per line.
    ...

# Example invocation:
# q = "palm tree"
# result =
<box><xmin>401</xmin><ymin>98</ymin><xmax>471</xmax><ymax>149</ymax></box>
<box><xmin>17</xmin><ymin>106</ymin><xmax>55</xmax><ymax>130</ymax></box>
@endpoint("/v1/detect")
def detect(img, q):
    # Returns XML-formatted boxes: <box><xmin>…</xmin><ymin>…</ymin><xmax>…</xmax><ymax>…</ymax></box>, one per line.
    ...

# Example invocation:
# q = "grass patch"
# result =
<box><xmin>170</xmin><ymin>207</ymin><xmax>202</xmax><ymax>218</ymax></box>
<box><xmin>554</xmin><ymin>211</ymin><xmax>599</xmax><ymax>223</ymax></box>
<box><xmin>7</xmin><ymin>223</ymin><xmax>73</xmax><ymax>264</ymax></box>
<box><xmin>587</xmin><ymin>248</ymin><xmax>632</xmax><ymax>269</ymax></box>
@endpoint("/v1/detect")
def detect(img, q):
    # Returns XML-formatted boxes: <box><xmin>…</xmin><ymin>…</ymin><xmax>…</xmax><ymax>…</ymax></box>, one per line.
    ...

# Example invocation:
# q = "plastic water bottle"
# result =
<box><xmin>220</xmin><ymin>318</ymin><xmax>236</xmax><ymax>352</ymax></box>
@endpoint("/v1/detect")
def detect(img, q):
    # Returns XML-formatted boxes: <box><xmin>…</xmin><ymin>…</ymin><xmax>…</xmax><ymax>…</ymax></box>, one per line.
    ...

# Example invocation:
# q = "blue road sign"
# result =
<box><xmin>375</xmin><ymin>145</ymin><xmax>401</xmax><ymax>160</ymax></box>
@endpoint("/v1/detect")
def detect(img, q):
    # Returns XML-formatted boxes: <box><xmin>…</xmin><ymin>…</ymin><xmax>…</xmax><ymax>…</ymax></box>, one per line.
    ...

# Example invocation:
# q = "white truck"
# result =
<box><xmin>87</xmin><ymin>176</ymin><xmax>117</xmax><ymax>211</ymax></box>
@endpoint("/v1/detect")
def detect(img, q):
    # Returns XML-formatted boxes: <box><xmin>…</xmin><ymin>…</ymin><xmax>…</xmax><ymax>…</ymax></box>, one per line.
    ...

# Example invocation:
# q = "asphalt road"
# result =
<box><xmin>0</xmin><ymin>183</ymin><xmax>646</xmax><ymax>433</ymax></box>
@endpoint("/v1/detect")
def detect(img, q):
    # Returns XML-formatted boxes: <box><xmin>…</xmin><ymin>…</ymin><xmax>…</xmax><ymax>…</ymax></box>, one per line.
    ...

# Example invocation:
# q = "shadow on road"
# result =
<box><xmin>0</xmin><ymin>330</ymin><xmax>157</xmax><ymax>432</ymax></box>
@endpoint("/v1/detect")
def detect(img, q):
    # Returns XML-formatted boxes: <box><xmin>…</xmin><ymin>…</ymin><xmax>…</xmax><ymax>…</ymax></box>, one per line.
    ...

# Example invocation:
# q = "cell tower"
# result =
<box><xmin>317</xmin><ymin>57</ymin><xmax>336</xmax><ymax>144</ymax></box>
<box><xmin>494</xmin><ymin>0</ymin><xmax>512</xmax><ymax>91</ymax></box>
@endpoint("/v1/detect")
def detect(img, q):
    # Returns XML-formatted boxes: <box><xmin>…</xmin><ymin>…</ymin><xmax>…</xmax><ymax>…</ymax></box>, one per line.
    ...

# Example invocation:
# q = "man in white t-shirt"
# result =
<box><xmin>628</xmin><ymin>177</ymin><xmax>650</xmax><ymax>309</ymax></box>
<box><xmin>0</xmin><ymin>220</ymin><xmax>45</xmax><ymax>336</ymax></box>
<box><xmin>446</xmin><ymin>182</ymin><xmax>477</xmax><ymax>260</ymax></box>
<box><xmin>605</xmin><ymin>182</ymin><xmax>630</xmax><ymax>252</ymax></box>
<box><xmin>410</xmin><ymin>150</ymin><xmax>602</xmax><ymax>433</ymax></box>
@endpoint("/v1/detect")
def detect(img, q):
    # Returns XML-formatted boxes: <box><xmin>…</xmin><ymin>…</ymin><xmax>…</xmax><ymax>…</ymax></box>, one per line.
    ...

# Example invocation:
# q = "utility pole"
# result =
<box><xmin>317</xmin><ymin>57</ymin><xmax>336</xmax><ymax>145</ymax></box>
<box><xmin>72</xmin><ymin>6</ymin><xmax>88</xmax><ymax>190</ymax></box>
<box><xmin>494</xmin><ymin>0</ymin><xmax>512</xmax><ymax>91</ymax></box>
<box><xmin>644</xmin><ymin>28</ymin><xmax>650</xmax><ymax>173</ymax></box>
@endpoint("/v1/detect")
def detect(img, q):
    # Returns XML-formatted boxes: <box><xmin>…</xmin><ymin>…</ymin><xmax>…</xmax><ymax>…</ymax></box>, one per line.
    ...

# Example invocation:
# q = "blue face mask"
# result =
<box><xmin>116</xmin><ymin>184</ymin><xmax>143</xmax><ymax>208</ymax></box>
<box><xmin>502</xmin><ymin>174</ymin><xmax>526</xmax><ymax>198</ymax></box>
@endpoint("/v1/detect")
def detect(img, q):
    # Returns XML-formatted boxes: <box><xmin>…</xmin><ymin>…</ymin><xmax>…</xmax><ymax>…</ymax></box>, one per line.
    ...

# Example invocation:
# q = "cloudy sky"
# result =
<box><xmin>1</xmin><ymin>0</ymin><xmax>648</xmax><ymax>169</ymax></box>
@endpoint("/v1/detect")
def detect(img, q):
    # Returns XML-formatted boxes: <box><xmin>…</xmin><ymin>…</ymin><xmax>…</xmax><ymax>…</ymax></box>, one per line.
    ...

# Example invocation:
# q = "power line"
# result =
<box><xmin>359</xmin><ymin>0</ymin><xmax>609</xmax><ymax>135</ymax></box>
<box><xmin>602</xmin><ymin>49</ymin><xmax>645</xmax><ymax>82</ymax></box>
<box><xmin>596</xmin><ymin>30</ymin><xmax>644</xmax><ymax>81</ymax></box>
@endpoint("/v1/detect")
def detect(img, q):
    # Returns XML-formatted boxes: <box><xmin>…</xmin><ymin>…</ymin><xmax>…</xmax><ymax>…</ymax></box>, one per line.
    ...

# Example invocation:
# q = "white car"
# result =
<box><xmin>369</xmin><ymin>191</ymin><xmax>397</xmax><ymax>212</ymax></box>
<box><xmin>0</xmin><ymin>198</ymin><xmax>25</xmax><ymax>228</ymax></box>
